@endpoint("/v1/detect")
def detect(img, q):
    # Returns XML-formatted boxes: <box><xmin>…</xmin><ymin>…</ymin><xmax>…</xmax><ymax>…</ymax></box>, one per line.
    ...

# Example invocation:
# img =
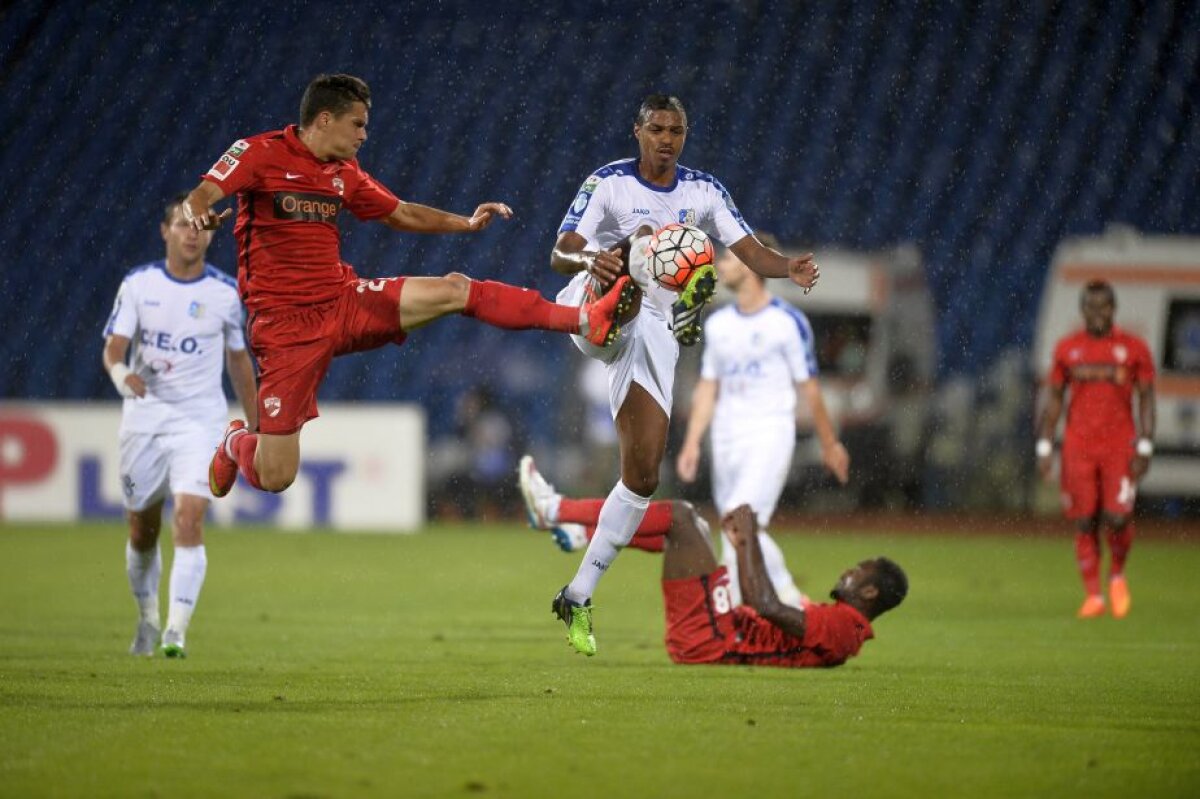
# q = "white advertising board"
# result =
<box><xmin>0</xmin><ymin>402</ymin><xmax>425</xmax><ymax>531</ymax></box>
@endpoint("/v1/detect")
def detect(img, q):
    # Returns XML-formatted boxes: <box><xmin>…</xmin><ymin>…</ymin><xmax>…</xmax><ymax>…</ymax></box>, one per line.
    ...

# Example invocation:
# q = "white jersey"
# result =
<box><xmin>559</xmin><ymin>158</ymin><xmax>753</xmax><ymax>318</ymax></box>
<box><xmin>558</xmin><ymin>159</ymin><xmax>754</xmax><ymax>415</ymax></box>
<box><xmin>103</xmin><ymin>261</ymin><xmax>245</xmax><ymax>436</ymax></box>
<box><xmin>701</xmin><ymin>298</ymin><xmax>817</xmax><ymax>441</ymax></box>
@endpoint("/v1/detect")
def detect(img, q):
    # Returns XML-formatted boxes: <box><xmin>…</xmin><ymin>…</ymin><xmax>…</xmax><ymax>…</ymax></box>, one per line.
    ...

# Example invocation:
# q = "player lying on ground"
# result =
<box><xmin>182</xmin><ymin>73</ymin><xmax>632</xmax><ymax>497</ymax></box>
<box><xmin>521</xmin><ymin>453</ymin><xmax>811</xmax><ymax>607</ymax></box>
<box><xmin>1036</xmin><ymin>279</ymin><xmax>1156</xmax><ymax>619</ymax></box>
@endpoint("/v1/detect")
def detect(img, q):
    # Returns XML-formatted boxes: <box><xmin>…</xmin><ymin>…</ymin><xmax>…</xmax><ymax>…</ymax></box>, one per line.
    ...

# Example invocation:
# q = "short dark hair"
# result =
<box><xmin>869</xmin><ymin>557</ymin><xmax>908</xmax><ymax>614</ymax></box>
<box><xmin>636</xmin><ymin>93</ymin><xmax>687</xmax><ymax>126</ymax></box>
<box><xmin>300</xmin><ymin>74</ymin><xmax>371</xmax><ymax>125</ymax></box>
<box><xmin>163</xmin><ymin>192</ymin><xmax>189</xmax><ymax>225</ymax></box>
<box><xmin>1081</xmin><ymin>279</ymin><xmax>1115</xmax><ymax>307</ymax></box>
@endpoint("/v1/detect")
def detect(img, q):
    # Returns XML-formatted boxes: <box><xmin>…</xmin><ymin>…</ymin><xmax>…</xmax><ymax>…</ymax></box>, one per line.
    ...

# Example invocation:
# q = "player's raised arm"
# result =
<box><xmin>729</xmin><ymin>235</ymin><xmax>819</xmax><ymax>292</ymax></box>
<box><xmin>382</xmin><ymin>200</ymin><xmax>512</xmax><ymax>234</ymax></box>
<box><xmin>183</xmin><ymin>181</ymin><xmax>232</xmax><ymax>232</ymax></box>
<box><xmin>722</xmin><ymin>504</ymin><xmax>807</xmax><ymax>639</ymax></box>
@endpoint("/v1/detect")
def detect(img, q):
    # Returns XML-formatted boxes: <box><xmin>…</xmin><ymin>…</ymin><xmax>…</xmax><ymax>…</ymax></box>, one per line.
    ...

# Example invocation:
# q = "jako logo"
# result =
<box><xmin>273</xmin><ymin>192</ymin><xmax>342</xmax><ymax>223</ymax></box>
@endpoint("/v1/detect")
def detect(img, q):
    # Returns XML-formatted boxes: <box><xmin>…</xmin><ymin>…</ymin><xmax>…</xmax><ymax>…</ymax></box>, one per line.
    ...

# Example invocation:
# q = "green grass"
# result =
<box><xmin>1</xmin><ymin>522</ymin><xmax>1198</xmax><ymax>798</ymax></box>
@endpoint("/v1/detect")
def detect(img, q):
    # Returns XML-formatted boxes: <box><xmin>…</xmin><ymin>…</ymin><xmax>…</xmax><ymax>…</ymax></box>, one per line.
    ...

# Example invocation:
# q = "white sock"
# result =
<box><xmin>166</xmin><ymin>545</ymin><xmax>207</xmax><ymax>639</ymax></box>
<box><xmin>126</xmin><ymin>541</ymin><xmax>161</xmax><ymax>626</ymax></box>
<box><xmin>721</xmin><ymin>530</ymin><xmax>804</xmax><ymax>609</ymax></box>
<box><xmin>565</xmin><ymin>481</ymin><xmax>650</xmax><ymax>603</ymax></box>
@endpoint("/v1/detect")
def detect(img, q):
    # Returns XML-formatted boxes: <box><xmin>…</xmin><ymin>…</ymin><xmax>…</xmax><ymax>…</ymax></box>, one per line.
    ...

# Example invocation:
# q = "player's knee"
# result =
<box><xmin>1075</xmin><ymin>518</ymin><xmax>1099</xmax><ymax>535</ymax></box>
<box><xmin>127</xmin><ymin>513</ymin><xmax>160</xmax><ymax>549</ymax></box>
<box><xmin>439</xmin><ymin>272</ymin><xmax>472</xmax><ymax>311</ymax></box>
<box><xmin>257</xmin><ymin>464</ymin><xmax>297</xmax><ymax>493</ymax></box>
<box><xmin>1102</xmin><ymin>512</ymin><xmax>1130</xmax><ymax>531</ymax></box>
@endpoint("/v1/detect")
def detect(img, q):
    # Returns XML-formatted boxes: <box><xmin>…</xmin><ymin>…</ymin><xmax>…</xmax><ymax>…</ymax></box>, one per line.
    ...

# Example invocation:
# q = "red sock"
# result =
<box><xmin>585</xmin><ymin>525</ymin><xmax>665</xmax><ymax>553</ymax></box>
<box><xmin>462</xmin><ymin>280</ymin><xmax>578</xmax><ymax>333</ymax></box>
<box><xmin>231</xmin><ymin>432</ymin><xmax>264</xmax><ymax>491</ymax></box>
<box><xmin>558</xmin><ymin>498</ymin><xmax>604</xmax><ymax>525</ymax></box>
<box><xmin>1074</xmin><ymin>532</ymin><xmax>1102</xmax><ymax>596</ymax></box>
<box><xmin>559</xmin><ymin>498</ymin><xmax>673</xmax><ymax>535</ymax></box>
<box><xmin>1108</xmin><ymin>521</ymin><xmax>1134</xmax><ymax>577</ymax></box>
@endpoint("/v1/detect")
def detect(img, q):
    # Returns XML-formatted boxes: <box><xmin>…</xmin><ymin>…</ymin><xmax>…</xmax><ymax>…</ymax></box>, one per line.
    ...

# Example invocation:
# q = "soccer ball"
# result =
<box><xmin>646</xmin><ymin>224</ymin><xmax>714</xmax><ymax>292</ymax></box>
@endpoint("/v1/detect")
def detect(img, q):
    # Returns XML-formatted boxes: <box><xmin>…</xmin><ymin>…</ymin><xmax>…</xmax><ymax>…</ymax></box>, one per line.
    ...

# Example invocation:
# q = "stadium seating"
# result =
<box><xmin>1</xmin><ymin>1</ymin><xmax>1197</xmax><ymax>447</ymax></box>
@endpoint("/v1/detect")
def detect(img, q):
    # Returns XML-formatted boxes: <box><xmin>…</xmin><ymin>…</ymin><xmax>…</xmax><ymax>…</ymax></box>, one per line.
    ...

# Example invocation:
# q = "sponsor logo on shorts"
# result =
<box><xmin>263</xmin><ymin>396</ymin><xmax>282</xmax><ymax>418</ymax></box>
<box><xmin>273</xmin><ymin>192</ymin><xmax>342</xmax><ymax>223</ymax></box>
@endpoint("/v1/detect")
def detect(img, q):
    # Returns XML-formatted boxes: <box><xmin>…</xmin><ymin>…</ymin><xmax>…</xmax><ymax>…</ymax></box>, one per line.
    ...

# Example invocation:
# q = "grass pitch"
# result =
<box><xmin>1</xmin><ymin>521</ymin><xmax>1198</xmax><ymax>798</ymax></box>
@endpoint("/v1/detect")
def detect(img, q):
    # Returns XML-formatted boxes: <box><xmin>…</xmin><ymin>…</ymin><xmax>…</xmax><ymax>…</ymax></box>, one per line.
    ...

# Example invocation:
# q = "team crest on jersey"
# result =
<box><xmin>1113</xmin><ymin>344</ymin><xmax>1127</xmax><ymax>363</ymax></box>
<box><xmin>678</xmin><ymin>209</ymin><xmax>696</xmax><ymax>225</ymax></box>
<box><xmin>332</xmin><ymin>176</ymin><xmax>345</xmax><ymax>196</ymax></box>
<box><xmin>208</xmin><ymin>153</ymin><xmax>240</xmax><ymax>180</ymax></box>
<box><xmin>263</xmin><ymin>396</ymin><xmax>282</xmax><ymax>418</ymax></box>
<box><xmin>188</xmin><ymin>301</ymin><xmax>204</xmax><ymax>318</ymax></box>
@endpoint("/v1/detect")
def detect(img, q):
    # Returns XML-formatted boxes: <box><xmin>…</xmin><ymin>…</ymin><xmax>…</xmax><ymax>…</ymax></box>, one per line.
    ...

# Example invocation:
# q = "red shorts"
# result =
<box><xmin>1060</xmin><ymin>442</ymin><xmax>1136</xmax><ymax>520</ymax></box>
<box><xmin>661</xmin><ymin>567</ymin><xmax>737</xmax><ymax>664</ymax></box>
<box><xmin>249</xmin><ymin>276</ymin><xmax>407</xmax><ymax>435</ymax></box>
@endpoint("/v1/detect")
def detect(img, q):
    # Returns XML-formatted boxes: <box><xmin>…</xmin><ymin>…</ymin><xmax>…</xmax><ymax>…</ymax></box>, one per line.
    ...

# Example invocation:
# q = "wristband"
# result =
<box><xmin>1136</xmin><ymin>438</ymin><xmax>1154</xmax><ymax>458</ymax></box>
<box><xmin>1035</xmin><ymin>439</ymin><xmax>1052</xmax><ymax>458</ymax></box>
<box><xmin>109</xmin><ymin>362</ymin><xmax>135</xmax><ymax>398</ymax></box>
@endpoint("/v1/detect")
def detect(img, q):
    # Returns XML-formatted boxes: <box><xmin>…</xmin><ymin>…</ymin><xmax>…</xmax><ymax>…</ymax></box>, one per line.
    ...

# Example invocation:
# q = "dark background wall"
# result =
<box><xmin>2</xmin><ymin>0</ymin><xmax>1197</xmax><ymax>446</ymax></box>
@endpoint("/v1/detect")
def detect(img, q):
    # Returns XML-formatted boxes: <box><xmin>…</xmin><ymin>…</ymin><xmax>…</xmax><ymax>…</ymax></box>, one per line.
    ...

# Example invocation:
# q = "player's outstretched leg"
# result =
<box><xmin>551</xmin><ymin>586</ymin><xmax>596</xmax><ymax>656</ymax></box>
<box><xmin>209</xmin><ymin>420</ymin><xmax>248</xmax><ymax>497</ymax></box>
<box><xmin>518</xmin><ymin>455</ymin><xmax>562</xmax><ymax>529</ymax></box>
<box><xmin>670</xmin><ymin>264</ymin><xmax>717</xmax><ymax>346</ymax></box>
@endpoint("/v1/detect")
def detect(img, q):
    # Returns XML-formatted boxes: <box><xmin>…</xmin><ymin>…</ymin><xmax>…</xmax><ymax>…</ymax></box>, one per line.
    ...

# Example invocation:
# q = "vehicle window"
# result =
<box><xmin>1163</xmin><ymin>299</ymin><xmax>1200</xmax><ymax>374</ymax></box>
<box><xmin>807</xmin><ymin>313</ymin><xmax>873</xmax><ymax>378</ymax></box>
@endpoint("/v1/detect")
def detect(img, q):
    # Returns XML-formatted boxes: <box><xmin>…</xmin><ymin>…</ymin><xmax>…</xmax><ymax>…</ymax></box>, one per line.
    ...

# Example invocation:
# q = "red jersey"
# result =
<box><xmin>200</xmin><ymin>125</ymin><xmax>400</xmax><ymax>312</ymax></box>
<box><xmin>1049</xmin><ymin>326</ymin><xmax>1155</xmax><ymax>454</ymax></box>
<box><xmin>723</xmin><ymin>601</ymin><xmax>874</xmax><ymax>668</ymax></box>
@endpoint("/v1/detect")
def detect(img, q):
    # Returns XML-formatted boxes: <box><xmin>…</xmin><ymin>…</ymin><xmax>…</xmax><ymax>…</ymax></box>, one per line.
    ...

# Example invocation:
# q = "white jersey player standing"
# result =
<box><xmin>102</xmin><ymin>194</ymin><xmax>257</xmax><ymax>658</ymax></box>
<box><xmin>676</xmin><ymin>238</ymin><xmax>850</xmax><ymax>607</ymax></box>
<box><xmin>535</xmin><ymin>94</ymin><xmax>820</xmax><ymax>655</ymax></box>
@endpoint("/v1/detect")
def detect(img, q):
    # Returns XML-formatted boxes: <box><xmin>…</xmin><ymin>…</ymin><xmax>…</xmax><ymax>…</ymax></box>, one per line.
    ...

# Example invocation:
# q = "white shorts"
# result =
<box><xmin>118</xmin><ymin>430</ymin><xmax>218</xmax><ymax>511</ymax></box>
<box><xmin>558</xmin><ymin>272</ymin><xmax>679</xmax><ymax>417</ymax></box>
<box><xmin>711</xmin><ymin>421</ymin><xmax>796</xmax><ymax>527</ymax></box>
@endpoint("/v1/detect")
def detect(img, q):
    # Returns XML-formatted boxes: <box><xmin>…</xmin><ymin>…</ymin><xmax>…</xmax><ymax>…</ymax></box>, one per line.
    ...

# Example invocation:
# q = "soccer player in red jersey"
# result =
<box><xmin>518</xmin><ymin>461</ymin><xmax>906</xmax><ymax>666</ymax></box>
<box><xmin>1037</xmin><ymin>280</ymin><xmax>1157</xmax><ymax>619</ymax></box>
<box><xmin>180</xmin><ymin>74</ymin><xmax>633</xmax><ymax>496</ymax></box>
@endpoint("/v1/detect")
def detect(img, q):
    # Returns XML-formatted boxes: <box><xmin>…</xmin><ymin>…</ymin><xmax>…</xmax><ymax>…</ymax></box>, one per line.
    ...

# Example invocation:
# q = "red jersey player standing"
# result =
<box><xmin>182</xmin><ymin>74</ymin><xmax>633</xmax><ymax>497</ymax></box>
<box><xmin>1037</xmin><ymin>280</ymin><xmax>1157</xmax><ymax>619</ymax></box>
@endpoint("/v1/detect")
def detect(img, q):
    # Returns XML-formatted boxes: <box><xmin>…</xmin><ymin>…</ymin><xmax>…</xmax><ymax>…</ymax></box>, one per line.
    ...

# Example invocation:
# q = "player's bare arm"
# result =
<box><xmin>102</xmin><ymin>334</ymin><xmax>146</xmax><ymax>398</ymax></box>
<box><xmin>722</xmin><ymin>504</ymin><xmax>807</xmax><ymax>639</ymax></box>
<box><xmin>801</xmin><ymin>379</ymin><xmax>850</xmax><ymax>485</ymax></box>
<box><xmin>551</xmin><ymin>230</ymin><xmax>625</xmax><ymax>287</ymax></box>
<box><xmin>676</xmin><ymin>377</ymin><xmax>718</xmax><ymax>483</ymax></box>
<box><xmin>226</xmin><ymin>348</ymin><xmax>259</xmax><ymax>431</ymax></box>
<box><xmin>1132</xmin><ymin>381</ymin><xmax>1157</xmax><ymax>481</ymax></box>
<box><xmin>183</xmin><ymin>181</ymin><xmax>233</xmax><ymax>232</ymax></box>
<box><xmin>382</xmin><ymin>200</ymin><xmax>512</xmax><ymax>234</ymax></box>
<box><xmin>1036</xmin><ymin>384</ymin><xmax>1066</xmax><ymax>480</ymax></box>
<box><xmin>729</xmin><ymin>235</ymin><xmax>819</xmax><ymax>292</ymax></box>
